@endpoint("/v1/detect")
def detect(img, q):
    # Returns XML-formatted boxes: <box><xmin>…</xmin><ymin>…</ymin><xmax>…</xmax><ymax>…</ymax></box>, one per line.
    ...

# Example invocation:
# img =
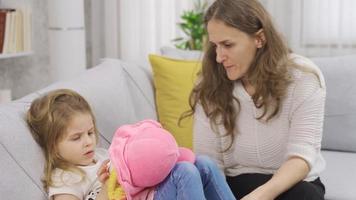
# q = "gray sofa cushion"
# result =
<box><xmin>0</xmin><ymin>144</ymin><xmax>47</xmax><ymax>199</ymax></box>
<box><xmin>0</xmin><ymin>102</ymin><xmax>47</xmax><ymax>198</ymax></box>
<box><xmin>321</xmin><ymin>150</ymin><xmax>356</xmax><ymax>200</ymax></box>
<box><xmin>311</xmin><ymin>55</ymin><xmax>356</xmax><ymax>152</ymax></box>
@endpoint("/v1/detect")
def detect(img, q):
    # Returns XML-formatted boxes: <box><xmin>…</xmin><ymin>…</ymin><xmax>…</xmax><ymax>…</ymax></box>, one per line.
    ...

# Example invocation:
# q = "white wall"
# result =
<box><xmin>0</xmin><ymin>0</ymin><xmax>51</xmax><ymax>100</ymax></box>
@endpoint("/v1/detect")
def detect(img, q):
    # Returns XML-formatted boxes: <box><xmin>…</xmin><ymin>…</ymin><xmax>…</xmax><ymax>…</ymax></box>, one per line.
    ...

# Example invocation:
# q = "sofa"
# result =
<box><xmin>0</xmin><ymin>53</ymin><xmax>355</xmax><ymax>200</ymax></box>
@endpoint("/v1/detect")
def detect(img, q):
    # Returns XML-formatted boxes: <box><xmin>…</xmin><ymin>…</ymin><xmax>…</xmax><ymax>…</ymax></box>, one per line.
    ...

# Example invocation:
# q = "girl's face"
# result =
<box><xmin>207</xmin><ymin>19</ymin><xmax>260</xmax><ymax>81</ymax></box>
<box><xmin>57</xmin><ymin>112</ymin><xmax>97</xmax><ymax>166</ymax></box>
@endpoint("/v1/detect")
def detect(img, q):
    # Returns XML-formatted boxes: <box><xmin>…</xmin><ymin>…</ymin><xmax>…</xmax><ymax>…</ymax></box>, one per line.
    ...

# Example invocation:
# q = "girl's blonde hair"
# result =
<box><xmin>26</xmin><ymin>89</ymin><xmax>99</xmax><ymax>191</ymax></box>
<box><xmin>183</xmin><ymin>0</ymin><xmax>296</xmax><ymax>150</ymax></box>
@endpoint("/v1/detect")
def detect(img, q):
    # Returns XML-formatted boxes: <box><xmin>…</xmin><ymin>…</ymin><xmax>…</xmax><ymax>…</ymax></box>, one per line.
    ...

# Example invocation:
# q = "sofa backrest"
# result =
<box><xmin>311</xmin><ymin>55</ymin><xmax>356</xmax><ymax>152</ymax></box>
<box><xmin>0</xmin><ymin>59</ymin><xmax>156</xmax><ymax>199</ymax></box>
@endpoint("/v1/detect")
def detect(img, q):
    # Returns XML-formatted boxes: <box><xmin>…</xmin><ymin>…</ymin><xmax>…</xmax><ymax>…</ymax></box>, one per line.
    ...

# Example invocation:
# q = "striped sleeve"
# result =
<box><xmin>286</xmin><ymin>70</ymin><xmax>326</xmax><ymax>169</ymax></box>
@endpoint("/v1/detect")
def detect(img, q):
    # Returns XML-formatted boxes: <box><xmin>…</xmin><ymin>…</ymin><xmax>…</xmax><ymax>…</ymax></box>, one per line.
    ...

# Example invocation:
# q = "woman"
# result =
<box><xmin>187</xmin><ymin>0</ymin><xmax>326</xmax><ymax>199</ymax></box>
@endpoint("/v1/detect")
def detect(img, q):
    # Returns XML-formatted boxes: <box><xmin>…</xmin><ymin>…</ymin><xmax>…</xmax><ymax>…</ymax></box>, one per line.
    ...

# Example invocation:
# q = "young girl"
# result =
<box><xmin>27</xmin><ymin>89</ymin><xmax>235</xmax><ymax>200</ymax></box>
<box><xmin>27</xmin><ymin>89</ymin><xmax>110</xmax><ymax>200</ymax></box>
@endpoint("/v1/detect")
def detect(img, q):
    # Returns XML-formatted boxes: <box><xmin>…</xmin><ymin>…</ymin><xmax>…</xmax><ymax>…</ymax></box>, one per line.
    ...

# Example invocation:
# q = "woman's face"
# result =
<box><xmin>207</xmin><ymin>19</ymin><xmax>260</xmax><ymax>81</ymax></box>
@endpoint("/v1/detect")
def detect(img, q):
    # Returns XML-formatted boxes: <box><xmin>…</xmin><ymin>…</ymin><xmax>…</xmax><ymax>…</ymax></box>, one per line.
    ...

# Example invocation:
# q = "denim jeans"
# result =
<box><xmin>154</xmin><ymin>155</ymin><xmax>236</xmax><ymax>200</ymax></box>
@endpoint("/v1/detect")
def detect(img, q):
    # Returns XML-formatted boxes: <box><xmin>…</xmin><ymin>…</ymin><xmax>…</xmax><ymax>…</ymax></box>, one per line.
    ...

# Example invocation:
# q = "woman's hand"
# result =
<box><xmin>97</xmin><ymin>159</ymin><xmax>110</xmax><ymax>183</ymax></box>
<box><xmin>242</xmin><ymin>157</ymin><xmax>310</xmax><ymax>200</ymax></box>
<box><xmin>241</xmin><ymin>185</ymin><xmax>273</xmax><ymax>200</ymax></box>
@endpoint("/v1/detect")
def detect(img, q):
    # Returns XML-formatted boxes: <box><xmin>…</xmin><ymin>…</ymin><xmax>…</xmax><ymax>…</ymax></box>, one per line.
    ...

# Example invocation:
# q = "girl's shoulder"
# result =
<box><xmin>51</xmin><ymin>168</ymin><xmax>83</xmax><ymax>187</ymax></box>
<box><xmin>49</xmin><ymin>168</ymin><xmax>88</xmax><ymax>199</ymax></box>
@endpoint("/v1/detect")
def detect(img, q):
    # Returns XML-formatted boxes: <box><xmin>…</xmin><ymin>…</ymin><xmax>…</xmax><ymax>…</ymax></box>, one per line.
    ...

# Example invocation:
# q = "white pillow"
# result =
<box><xmin>160</xmin><ymin>46</ymin><xmax>203</xmax><ymax>60</ymax></box>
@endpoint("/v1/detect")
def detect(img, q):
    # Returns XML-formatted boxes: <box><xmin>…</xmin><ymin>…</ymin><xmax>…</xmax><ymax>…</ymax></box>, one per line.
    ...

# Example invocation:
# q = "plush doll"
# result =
<box><xmin>107</xmin><ymin>168</ymin><xmax>125</xmax><ymax>200</ymax></box>
<box><xmin>107</xmin><ymin>119</ymin><xmax>195</xmax><ymax>200</ymax></box>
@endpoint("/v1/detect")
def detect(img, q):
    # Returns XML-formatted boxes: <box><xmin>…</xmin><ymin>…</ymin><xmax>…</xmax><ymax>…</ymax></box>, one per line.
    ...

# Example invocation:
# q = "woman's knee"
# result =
<box><xmin>278</xmin><ymin>181</ymin><xmax>324</xmax><ymax>200</ymax></box>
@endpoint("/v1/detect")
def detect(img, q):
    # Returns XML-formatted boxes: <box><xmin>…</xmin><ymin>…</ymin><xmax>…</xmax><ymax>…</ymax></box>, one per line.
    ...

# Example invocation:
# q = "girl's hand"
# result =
<box><xmin>96</xmin><ymin>160</ymin><xmax>110</xmax><ymax>200</ymax></box>
<box><xmin>97</xmin><ymin>159</ymin><xmax>110</xmax><ymax>184</ymax></box>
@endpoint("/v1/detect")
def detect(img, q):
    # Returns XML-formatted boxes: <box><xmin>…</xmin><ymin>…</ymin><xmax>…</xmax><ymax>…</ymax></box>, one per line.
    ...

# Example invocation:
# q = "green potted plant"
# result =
<box><xmin>173</xmin><ymin>0</ymin><xmax>207</xmax><ymax>50</ymax></box>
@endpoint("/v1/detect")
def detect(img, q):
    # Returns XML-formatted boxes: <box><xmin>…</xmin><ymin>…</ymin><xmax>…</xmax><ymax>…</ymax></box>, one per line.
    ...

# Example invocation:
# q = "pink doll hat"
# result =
<box><xmin>108</xmin><ymin>119</ymin><xmax>195</xmax><ymax>197</ymax></box>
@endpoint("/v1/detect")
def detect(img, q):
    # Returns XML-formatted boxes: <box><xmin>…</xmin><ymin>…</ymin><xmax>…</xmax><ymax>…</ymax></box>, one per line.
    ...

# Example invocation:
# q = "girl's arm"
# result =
<box><xmin>96</xmin><ymin>159</ymin><xmax>110</xmax><ymax>200</ymax></box>
<box><xmin>95</xmin><ymin>184</ymin><xmax>109</xmax><ymax>200</ymax></box>
<box><xmin>53</xmin><ymin>194</ymin><xmax>80</xmax><ymax>200</ymax></box>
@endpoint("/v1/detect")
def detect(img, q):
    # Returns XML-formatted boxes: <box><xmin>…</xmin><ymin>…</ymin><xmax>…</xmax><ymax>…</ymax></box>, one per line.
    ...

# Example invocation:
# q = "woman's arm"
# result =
<box><xmin>244</xmin><ymin>69</ymin><xmax>326</xmax><ymax>200</ymax></box>
<box><xmin>242</xmin><ymin>156</ymin><xmax>309</xmax><ymax>200</ymax></box>
<box><xmin>193</xmin><ymin>104</ymin><xmax>225</xmax><ymax>172</ymax></box>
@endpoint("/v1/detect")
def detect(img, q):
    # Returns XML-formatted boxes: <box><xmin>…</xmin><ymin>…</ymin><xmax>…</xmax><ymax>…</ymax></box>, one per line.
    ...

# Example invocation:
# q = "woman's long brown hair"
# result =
<box><xmin>182</xmin><ymin>0</ymin><xmax>294</xmax><ymax>150</ymax></box>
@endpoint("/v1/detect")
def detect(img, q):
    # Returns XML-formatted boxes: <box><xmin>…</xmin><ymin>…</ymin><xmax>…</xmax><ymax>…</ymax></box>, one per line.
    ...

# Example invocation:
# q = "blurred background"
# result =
<box><xmin>0</xmin><ymin>0</ymin><xmax>355</xmax><ymax>100</ymax></box>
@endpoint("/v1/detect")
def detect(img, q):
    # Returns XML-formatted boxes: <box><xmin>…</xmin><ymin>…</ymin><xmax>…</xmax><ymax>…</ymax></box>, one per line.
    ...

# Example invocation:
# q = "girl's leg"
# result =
<box><xmin>154</xmin><ymin>162</ymin><xmax>206</xmax><ymax>200</ymax></box>
<box><xmin>194</xmin><ymin>155</ymin><xmax>236</xmax><ymax>200</ymax></box>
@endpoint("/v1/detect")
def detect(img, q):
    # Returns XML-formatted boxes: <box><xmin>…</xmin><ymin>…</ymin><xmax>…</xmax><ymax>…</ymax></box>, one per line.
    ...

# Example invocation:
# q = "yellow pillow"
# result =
<box><xmin>149</xmin><ymin>54</ymin><xmax>201</xmax><ymax>148</ymax></box>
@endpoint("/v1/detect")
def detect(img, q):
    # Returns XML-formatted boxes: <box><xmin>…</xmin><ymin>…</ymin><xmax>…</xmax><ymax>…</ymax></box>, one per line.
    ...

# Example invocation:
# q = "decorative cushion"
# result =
<box><xmin>149</xmin><ymin>54</ymin><xmax>201</xmax><ymax>148</ymax></box>
<box><xmin>160</xmin><ymin>46</ymin><xmax>203</xmax><ymax>60</ymax></box>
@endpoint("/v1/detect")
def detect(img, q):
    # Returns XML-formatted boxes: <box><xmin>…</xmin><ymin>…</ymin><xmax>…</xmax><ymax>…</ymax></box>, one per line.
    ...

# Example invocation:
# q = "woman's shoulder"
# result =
<box><xmin>285</xmin><ymin>54</ymin><xmax>326</xmax><ymax>105</ymax></box>
<box><xmin>288</xmin><ymin>53</ymin><xmax>326</xmax><ymax>89</ymax></box>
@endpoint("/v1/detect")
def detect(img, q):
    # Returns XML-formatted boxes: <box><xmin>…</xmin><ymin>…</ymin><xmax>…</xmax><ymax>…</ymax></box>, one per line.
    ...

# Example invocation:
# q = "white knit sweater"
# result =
<box><xmin>193</xmin><ymin>54</ymin><xmax>326</xmax><ymax>181</ymax></box>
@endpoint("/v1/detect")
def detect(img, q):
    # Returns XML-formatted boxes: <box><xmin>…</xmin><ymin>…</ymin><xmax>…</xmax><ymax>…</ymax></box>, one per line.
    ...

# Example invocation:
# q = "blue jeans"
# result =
<box><xmin>154</xmin><ymin>155</ymin><xmax>236</xmax><ymax>200</ymax></box>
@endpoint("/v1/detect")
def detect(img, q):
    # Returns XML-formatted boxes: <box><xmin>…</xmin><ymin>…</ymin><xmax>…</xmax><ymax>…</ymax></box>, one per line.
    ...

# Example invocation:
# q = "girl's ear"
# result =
<box><xmin>53</xmin><ymin>146</ymin><xmax>61</xmax><ymax>159</ymax></box>
<box><xmin>255</xmin><ymin>29</ymin><xmax>266</xmax><ymax>48</ymax></box>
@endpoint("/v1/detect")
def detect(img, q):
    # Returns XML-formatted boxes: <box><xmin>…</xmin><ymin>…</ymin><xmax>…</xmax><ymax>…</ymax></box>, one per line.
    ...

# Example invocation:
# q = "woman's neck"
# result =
<box><xmin>241</xmin><ymin>78</ymin><xmax>255</xmax><ymax>96</ymax></box>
